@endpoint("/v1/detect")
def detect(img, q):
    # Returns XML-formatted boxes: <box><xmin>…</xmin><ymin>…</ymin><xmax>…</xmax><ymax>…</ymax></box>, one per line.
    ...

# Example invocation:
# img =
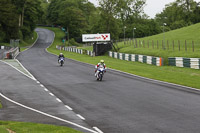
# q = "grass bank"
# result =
<box><xmin>0</xmin><ymin>121</ymin><xmax>82</xmax><ymax>133</ymax></box>
<box><xmin>115</xmin><ymin>23</ymin><xmax>200</xmax><ymax>64</ymax></box>
<box><xmin>44</xmin><ymin>27</ymin><xmax>200</xmax><ymax>89</ymax></box>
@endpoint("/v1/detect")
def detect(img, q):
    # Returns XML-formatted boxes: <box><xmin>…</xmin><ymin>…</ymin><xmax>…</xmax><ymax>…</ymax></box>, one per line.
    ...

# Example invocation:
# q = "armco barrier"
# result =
<box><xmin>168</xmin><ymin>57</ymin><xmax>200</xmax><ymax>69</ymax></box>
<box><xmin>4</xmin><ymin>47</ymin><xmax>19</xmax><ymax>59</ymax></box>
<box><xmin>109</xmin><ymin>51</ymin><xmax>163</xmax><ymax>66</ymax></box>
<box><xmin>0</xmin><ymin>46</ymin><xmax>11</xmax><ymax>50</ymax></box>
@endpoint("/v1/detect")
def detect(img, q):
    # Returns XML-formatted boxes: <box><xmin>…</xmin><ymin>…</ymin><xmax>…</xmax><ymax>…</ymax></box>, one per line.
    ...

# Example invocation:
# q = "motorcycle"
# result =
<box><xmin>58</xmin><ymin>57</ymin><xmax>64</xmax><ymax>66</ymax></box>
<box><xmin>96</xmin><ymin>66</ymin><xmax>105</xmax><ymax>81</ymax></box>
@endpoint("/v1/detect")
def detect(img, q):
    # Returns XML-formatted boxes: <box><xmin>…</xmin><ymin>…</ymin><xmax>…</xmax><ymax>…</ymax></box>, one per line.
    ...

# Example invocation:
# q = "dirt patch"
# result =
<box><xmin>7</xmin><ymin>129</ymin><xmax>16</xmax><ymax>133</ymax></box>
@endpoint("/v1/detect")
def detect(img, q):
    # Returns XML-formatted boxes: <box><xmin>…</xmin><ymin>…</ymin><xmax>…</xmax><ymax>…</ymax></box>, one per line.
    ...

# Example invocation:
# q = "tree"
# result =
<box><xmin>58</xmin><ymin>7</ymin><xmax>87</xmax><ymax>38</ymax></box>
<box><xmin>155</xmin><ymin>0</ymin><xmax>200</xmax><ymax>30</ymax></box>
<box><xmin>0</xmin><ymin>0</ymin><xmax>19</xmax><ymax>42</ymax></box>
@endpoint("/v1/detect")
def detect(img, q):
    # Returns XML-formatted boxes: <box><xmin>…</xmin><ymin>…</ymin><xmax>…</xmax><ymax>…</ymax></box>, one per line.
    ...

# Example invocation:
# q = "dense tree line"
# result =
<box><xmin>1</xmin><ymin>0</ymin><xmax>200</xmax><ymax>44</ymax></box>
<box><xmin>46</xmin><ymin>0</ymin><xmax>161</xmax><ymax>40</ymax></box>
<box><xmin>155</xmin><ymin>0</ymin><xmax>200</xmax><ymax>30</ymax></box>
<box><xmin>0</xmin><ymin>0</ymin><xmax>44</xmax><ymax>42</ymax></box>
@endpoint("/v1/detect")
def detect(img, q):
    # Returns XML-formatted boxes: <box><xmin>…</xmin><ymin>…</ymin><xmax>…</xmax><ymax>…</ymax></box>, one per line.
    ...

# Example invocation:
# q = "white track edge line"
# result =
<box><xmin>65</xmin><ymin>105</ymin><xmax>73</xmax><ymax>110</ymax></box>
<box><xmin>77</xmin><ymin>114</ymin><xmax>85</xmax><ymax>120</ymax></box>
<box><xmin>0</xmin><ymin>60</ymin><xmax>35</xmax><ymax>81</ymax></box>
<box><xmin>93</xmin><ymin>127</ymin><xmax>104</xmax><ymax>133</ymax></box>
<box><xmin>40</xmin><ymin>84</ymin><xmax>44</xmax><ymax>88</ymax></box>
<box><xmin>15</xmin><ymin>59</ymin><xmax>36</xmax><ymax>80</ymax></box>
<box><xmin>0</xmin><ymin>93</ymin><xmax>98</xmax><ymax>133</ymax></box>
<box><xmin>56</xmin><ymin>98</ymin><xmax>62</xmax><ymax>103</ymax></box>
<box><xmin>49</xmin><ymin>93</ymin><xmax>54</xmax><ymax>96</ymax></box>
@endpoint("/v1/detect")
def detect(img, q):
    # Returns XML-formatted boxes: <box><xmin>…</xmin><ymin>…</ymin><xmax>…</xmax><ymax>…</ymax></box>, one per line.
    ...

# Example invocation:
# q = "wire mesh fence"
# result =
<box><xmin>113</xmin><ymin>39</ymin><xmax>200</xmax><ymax>52</ymax></box>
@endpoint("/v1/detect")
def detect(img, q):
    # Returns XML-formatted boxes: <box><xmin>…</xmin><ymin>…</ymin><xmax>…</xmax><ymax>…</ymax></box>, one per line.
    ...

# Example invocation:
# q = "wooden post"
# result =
<box><xmin>139</xmin><ymin>40</ymin><xmax>141</xmax><ymax>48</ymax></box>
<box><xmin>148</xmin><ymin>40</ymin><xmax>149</xmax><ymax>48</ymax></box>
<box><xmin>192</xmin><ymin>41</ymin><xmax>194</xmax><ymax>52</ymax></box>
<box><xmin>185</xmin><ymin>40</ymin><xmax>187</xmax><ymax>51</ymax></box>
<box><xmin>152</xmin><ymin>40</ymin><xmax>154</xmax><ymax>49</ymax></box>
<box><xmin>143</xmin><ymin>40</ymin><xmax>145</xmax><ymax>48</ymax></box>
<box><xmin>178</xmin><ymin>40</ymin><xmax>180</xmax><ymax>51</ymax></box>
<box><xmin>157</xmin><ymin>40</ymin><xmax>159</xmax><ymax>49</ymax></box>
<box><xmin>136</xmin><ymin>39</ymin><xmax>138</xmax><ymax>48</ymax></box>
<box><xmin>173</xmin><ymin>40</ymin><xmax>174</xmax><ymax>51</ymax></box>
<box><xmin>167</xmin><ymin>40</ymin><xmax>169</xmax><ymax>50</ymax></box>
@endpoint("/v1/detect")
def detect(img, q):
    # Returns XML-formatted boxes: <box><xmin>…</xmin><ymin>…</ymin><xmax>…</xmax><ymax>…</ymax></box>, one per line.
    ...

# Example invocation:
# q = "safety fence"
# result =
<box><xmin>56</xmin><ymin>45</ymin><xmax>93</xmax><ymax>56</ymax></box>
<box><xmin>114</xmin><ymin>39</ymin><xmax>200</xmax><ymax>52</ymax></box>
<box><xmin>169</xmin><ymin>57</ymin><xmax>200</xmax><ymax>69</ymax></box>
<box><xmin>0</xmin><ymin>46</ymin><xmax>11</xmax><ymax>50</ymax></box>
<box><xmin>109</xmin><ymin>51</ymin><xmax>164</xmax><ymax>66</ymax></box>
<box><xmin>0</xmin><ymin>46</ymin><xmax>19</xmax><ymax>59</ymax></box>
<box><xmin>4</xmin><ymin>47</ymin><xmax>20</xmax><ymax>59</ymax></box>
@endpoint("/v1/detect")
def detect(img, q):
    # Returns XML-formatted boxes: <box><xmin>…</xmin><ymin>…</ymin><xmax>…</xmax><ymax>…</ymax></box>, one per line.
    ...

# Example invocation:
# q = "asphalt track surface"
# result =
<box><xmin>0</xmin><ymin>60</ymin><xmax>94</xmax><ymax>133</ymax></box>
<box><xmin>15</xmin><ymin>28</ymin><xmax>200</xmax><ymax>132</ymax></box>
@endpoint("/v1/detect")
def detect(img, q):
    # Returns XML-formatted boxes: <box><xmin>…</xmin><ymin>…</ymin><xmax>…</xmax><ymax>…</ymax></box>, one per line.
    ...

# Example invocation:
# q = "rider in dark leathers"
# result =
<box><xmin>58</xmin><ymin>53</ymin><xmax>65</xmax><ymax>63</ymax></box>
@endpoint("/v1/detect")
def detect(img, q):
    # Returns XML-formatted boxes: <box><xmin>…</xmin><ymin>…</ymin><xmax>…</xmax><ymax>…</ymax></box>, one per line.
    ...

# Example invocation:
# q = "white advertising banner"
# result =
<box><xmin>82</xmin><ymin>33</ymin><xmax>110</xmax><ymax>42</ymax></box>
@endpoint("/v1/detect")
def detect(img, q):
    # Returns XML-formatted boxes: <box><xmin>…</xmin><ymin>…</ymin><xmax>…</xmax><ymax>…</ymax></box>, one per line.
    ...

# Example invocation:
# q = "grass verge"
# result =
<box><xmin>0</xmin><ymin>121</ymin><xmax>82</xmax><ymax>133</ymax></box>
<box><xmin>44</xmin><ymin>27</ymin><xmax>200</xmax><ymax>89</ymax></box>
<box><xmin>115</xmin><ymin>23</ymin><xmax>200</xmax><ymax>64</ymax></box>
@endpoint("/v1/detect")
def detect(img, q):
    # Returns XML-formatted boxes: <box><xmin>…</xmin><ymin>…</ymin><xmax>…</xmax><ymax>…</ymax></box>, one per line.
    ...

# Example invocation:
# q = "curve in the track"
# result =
<box><xmin>17</xmin><ymin>28</ymin><xmax>200</xmax><ymax>133</ymax></box>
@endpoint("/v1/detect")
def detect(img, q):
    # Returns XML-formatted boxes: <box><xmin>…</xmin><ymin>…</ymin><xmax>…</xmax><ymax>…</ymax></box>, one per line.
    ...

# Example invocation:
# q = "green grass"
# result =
<box><xmin>44</xmin><ymin>27</ymin><xmax>200</xmax><ymax>89</ymax></box>
<box><xmin>0</xmin><ymin>121</ymin><xmax>82</xmax><ymax>133</ymax></box>
<box><xmin>115</xmin><ymin>23</ymin><xmax>200</xmax><ymax>64</ymax></box>
<box><xmin>78</xmin><ymin>46</ymin><xmax>93</xmax><ymax>51</ymax></box>
<box><xmin>20</xmin><ymin>31</ymin><xmax>38</xmax><ymax>47</ymax></box>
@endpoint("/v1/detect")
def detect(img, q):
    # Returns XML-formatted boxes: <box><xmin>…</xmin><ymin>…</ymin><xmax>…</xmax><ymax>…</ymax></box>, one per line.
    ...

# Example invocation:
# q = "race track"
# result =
<box><xmin>16</xmin><ymin>28</ymin><xmax>200</xmax><ymax>133</ymax></box>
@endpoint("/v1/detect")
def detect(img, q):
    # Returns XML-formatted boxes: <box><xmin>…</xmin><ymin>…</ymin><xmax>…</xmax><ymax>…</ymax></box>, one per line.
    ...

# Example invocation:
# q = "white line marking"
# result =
<box><xmin>15</xmin><ymin>59</ymin><xmax>36</xmax><ymax>80</ymax></box>
<box><xmin>56</xmin><ymin>98</ymin><xmax>62</xmax><ymax>103</ymax></box>
<box><xmin>49</xmin><ymin>93</ymin><xmax>54</xmax><ymax>96</ymax></box>
<box><xmin>36</xmin><ymin>81</ymin><xmax>40</xmax><ymax>84</ymax></box>
<box><xmin>77</xmin><ymin>114</ymin><xmax>85</xmax><ymax>120</ymax></box>
<box><xmin>65</xmin><ymin>105</ymin><xmax>73</xmax><ymax>111</ymax></box>
<box><xmin>0</xmin><ymin>60</ymin><xmax>35</xmax><ymax>81</ymax></box>
<box><xmin>40</xmin><ymin>84</ymin><xmax>44</xmax><ymax>88</ymax></box>
<box><xmin>44</xmin><ymin>88</ymin><xmax>48</xmax><ymax>92</ymax></box>
<box><xmin>93</xmin><ymin>127</ymin><xmax>104</xmax><ymax>133</ymax></box>
<box><xmin>0</xmin><ymin>93</ymin><xmax>97</xmax><ymax>133</ymax></box>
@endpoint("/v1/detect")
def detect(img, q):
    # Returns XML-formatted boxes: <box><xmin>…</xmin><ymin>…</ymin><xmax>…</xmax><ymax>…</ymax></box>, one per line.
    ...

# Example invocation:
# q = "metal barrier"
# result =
<box><xmin>3</xmin><ymin>47</ymin><xmax>19</xmax><ymax>59</ymax></box>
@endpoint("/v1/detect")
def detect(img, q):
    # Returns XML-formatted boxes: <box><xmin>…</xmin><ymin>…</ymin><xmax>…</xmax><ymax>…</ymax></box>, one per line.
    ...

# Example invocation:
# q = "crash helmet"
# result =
<box><xmin>60</xmin><ymin>53</ymin><xmax>63</xmax><ymax>55</ymax></box>
<box><xmin>100</xmin><ymin>60</ymin><xmax>104</xmax><ymax>64</ymax></box>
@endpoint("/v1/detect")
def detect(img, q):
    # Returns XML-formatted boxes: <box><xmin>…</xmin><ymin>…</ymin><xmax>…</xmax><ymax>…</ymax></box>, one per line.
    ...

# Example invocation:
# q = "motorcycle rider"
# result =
<box><xmin>95</xmin><ymin>60</ymin><xmax>106</xmax><ymax>77</ymax></box>
<box><xmin>58</xmin><ymin>53</ymin><xmax>65</xmax><ymax>63</ymax></box>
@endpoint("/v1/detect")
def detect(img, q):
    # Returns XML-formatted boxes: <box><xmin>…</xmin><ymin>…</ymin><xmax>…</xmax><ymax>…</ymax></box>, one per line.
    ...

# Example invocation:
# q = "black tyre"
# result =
<box><xmin>99</xmin><ymin>74</ymin><xmax>103</xmax><ymax>81</ymax></box>
<box><xmin>60</xmin><ymin>61</ymin><xmax>63</xmax><ymax>66</ymax></box>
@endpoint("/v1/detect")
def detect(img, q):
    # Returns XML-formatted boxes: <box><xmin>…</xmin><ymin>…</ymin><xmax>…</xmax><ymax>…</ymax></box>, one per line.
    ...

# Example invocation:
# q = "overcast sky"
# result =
<box><xmin>88</xmin><ymin>0</ymin><xmax>200</xmax><ymax>18</ymax></box>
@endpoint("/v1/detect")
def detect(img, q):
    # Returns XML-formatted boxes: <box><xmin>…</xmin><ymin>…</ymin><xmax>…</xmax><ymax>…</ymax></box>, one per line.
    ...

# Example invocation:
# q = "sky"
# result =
<box><xmin>88</xmin><ymin>0</ymin><xmax>200</xmax><ymax>18</ymax></box>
